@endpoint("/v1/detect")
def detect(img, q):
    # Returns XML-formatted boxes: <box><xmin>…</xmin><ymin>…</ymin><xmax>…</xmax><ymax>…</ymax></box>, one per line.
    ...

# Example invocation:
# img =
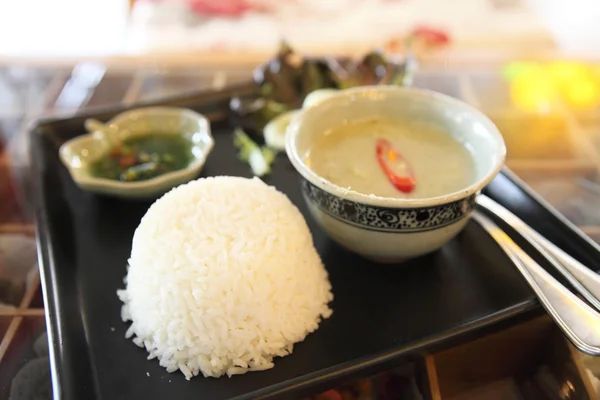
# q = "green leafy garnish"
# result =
<box><xmin>229</xmin><ymin>41</ymin><xmax>418</xmax><ymax>137</ymax></box>
<box><xmin>233</xmin><ymin>129</ymin><xmax>276</xmax><ymax>177</ymax></box>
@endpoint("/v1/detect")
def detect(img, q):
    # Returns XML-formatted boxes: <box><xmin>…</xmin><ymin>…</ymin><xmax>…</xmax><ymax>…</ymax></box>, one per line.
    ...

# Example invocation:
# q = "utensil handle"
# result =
<box><xmin>529</xmin><ymin>229</ymin><xmax>600</xmax><ymax>299</ymax></box>
<box><xmin>473</xmin><ymin>213</ymin><xmax>600</xmax><ymax>355</ymax></box>
<box><xmin>477</xmin><ymin>195</ymin><xmax>600</xmax><ymax>310</ymax></box>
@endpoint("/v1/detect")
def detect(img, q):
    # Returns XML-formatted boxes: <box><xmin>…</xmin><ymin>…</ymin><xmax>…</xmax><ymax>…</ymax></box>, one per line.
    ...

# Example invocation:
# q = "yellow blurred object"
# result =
<box><xmin>548</xmin><ymin>61</ymin><xmax>588</xmax><ymax>83</ymax></box>
<box><xmin>563</xmin><ymin>76</ymin><xmax>600</xmax><ymax>109</ymax></box>
<box><xmin>510</xmin><ymin>66</ymin><xmax>558</xmax><ymax>113</ymax></box>
<box><xmin>550</xmin><ymin>62</ymin><xmax>600</xmax><ymax>109</ymax></box>
<box><xmin>506</xmin><ymin>61</ymin><xmax>600</xmax><ymax>111</ymax></box>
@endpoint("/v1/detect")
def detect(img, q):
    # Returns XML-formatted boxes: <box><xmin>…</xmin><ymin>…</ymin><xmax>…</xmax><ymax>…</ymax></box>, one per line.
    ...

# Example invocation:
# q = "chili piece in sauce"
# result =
<box><xmin>90</xmin><ymin>134</ymin><xmax>193</xmax><ymax>182</ymax></box>
<box><xmin>375</xmin><ymin>138</ymin><xmax>417</xmax><ymax>193</ymax></box>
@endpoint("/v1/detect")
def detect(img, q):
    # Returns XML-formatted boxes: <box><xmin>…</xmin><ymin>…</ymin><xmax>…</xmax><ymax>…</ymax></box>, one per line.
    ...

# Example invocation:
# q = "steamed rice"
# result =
<box><xmin>117</xmin><ymin>176</ymin><xmax>333</xmax><ymax>379</ymax></box>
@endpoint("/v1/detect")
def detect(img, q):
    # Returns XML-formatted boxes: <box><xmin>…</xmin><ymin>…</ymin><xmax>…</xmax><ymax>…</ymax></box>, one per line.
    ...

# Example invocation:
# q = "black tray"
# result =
<box><xmin>31</xmin><ymin>85</ymin><xmax>600</xmax><ymax>400</ymax></box>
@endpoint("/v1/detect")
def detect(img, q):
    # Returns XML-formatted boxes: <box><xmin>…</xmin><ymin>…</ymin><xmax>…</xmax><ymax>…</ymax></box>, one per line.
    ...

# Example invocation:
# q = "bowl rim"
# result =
<box><xmin>285</xmin><ymin>86</ymin><xmax>507</xmax><ymax>208</ymax></box>
<box><xmin>58</xmin><ymin>106</ymin><xmax>214</xmax><ymax>191</ymax></box>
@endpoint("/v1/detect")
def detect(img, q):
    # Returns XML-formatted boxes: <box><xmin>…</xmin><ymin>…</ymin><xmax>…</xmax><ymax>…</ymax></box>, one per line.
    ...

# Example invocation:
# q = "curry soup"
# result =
<box><xmin>305</xmin><ymin>117</ymin><xmax>476</xmax><ymax>199</ymax></box>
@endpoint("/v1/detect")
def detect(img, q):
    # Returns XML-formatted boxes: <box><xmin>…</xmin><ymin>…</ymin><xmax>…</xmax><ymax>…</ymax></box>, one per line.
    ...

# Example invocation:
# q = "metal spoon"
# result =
<box><xmin>473</xmin><ymin>212</ymin><xmax>600</xmax><ymax>356</ymax></box>
<box><xmin>477</xmin><ymin>194</ymin><xmax>600</xmax><ymax>311</ymax></box>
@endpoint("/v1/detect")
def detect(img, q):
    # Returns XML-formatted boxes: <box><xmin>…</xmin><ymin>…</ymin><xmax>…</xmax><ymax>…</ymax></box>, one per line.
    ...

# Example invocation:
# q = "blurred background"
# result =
<box><xmin>2</xmin><ymin>1</ymin><xmax>600</xmax><ymax>399</ymax></box>
<box><xmin>0</xmin><ymin>0</ymin><xmax>598</xmax><ymax>59</ymax></box>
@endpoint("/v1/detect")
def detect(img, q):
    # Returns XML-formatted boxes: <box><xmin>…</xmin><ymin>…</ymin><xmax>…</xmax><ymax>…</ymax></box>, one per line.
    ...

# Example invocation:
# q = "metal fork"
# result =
<box><xmin>472</xmin><ymin>212</ymin><xmax>600</xmax><ymax>355</ymax></box>
<box><xmin>477</xmin><ymin>194</ymin><xmax>600</xmax><ymax>311</ymax></box>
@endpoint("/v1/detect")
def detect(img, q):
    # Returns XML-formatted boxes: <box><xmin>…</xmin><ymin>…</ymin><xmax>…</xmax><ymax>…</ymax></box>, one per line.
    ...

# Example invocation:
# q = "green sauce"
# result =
<box><xmin>90</xmin><ymin>134</ymin><xmax>193</xmax><ymax>182</ymax></box>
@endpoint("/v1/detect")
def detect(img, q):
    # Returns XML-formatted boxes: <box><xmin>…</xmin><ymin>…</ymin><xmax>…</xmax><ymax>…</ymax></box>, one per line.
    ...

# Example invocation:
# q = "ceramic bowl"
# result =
<box><xmin>285</xmin><ymin>86</ymin><xmax>506</xmax><ymax>263</ymax></box>
<box><xmin>59</xmin><ymin>107</ymin><xmax>214</xmax><ymax>199</ymax></box>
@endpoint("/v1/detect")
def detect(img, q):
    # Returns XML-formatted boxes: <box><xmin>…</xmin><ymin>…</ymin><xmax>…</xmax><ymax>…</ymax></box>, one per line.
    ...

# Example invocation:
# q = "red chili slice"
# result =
<box><xmin>376</xmin><ymin>138</ymin><xmax>416</xmax><ymax>193</ymax></box>
<box><xmin>411</xmin><ymin>26</ymin><xmax>451</xmax><ymax>46</ymax></box>
<box><xmin>110</xmin><ymin>148</ymin><xmax>121</xmax><ymax>158</ymax></box>
<box><xmin>189</xmin><ymin>0</ymin><xmax>265</xmax><ymax>17</ymax></box>
<box><xmin>119</xmin><ymin>155</ymin><xmax>137</xmax><ymax>168</ymax></box>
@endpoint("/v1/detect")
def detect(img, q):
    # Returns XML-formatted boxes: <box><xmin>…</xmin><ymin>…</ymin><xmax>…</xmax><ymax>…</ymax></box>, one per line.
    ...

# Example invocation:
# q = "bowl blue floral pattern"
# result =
<box><xmin>301</xmin><ymin>178</ymin><xmax>477</xmax><ymax>233</ymax></box>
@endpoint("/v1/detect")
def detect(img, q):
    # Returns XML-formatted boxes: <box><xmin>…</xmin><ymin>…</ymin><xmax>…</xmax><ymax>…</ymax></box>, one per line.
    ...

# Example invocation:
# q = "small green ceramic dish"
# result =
<box><xmin>59</xmin><ymin>107</ymin><xmax>214</xmax><ymax>199</ymax></box>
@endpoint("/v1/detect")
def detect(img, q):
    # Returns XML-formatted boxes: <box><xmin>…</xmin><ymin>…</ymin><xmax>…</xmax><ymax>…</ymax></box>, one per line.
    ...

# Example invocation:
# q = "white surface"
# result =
<box><xmin>125</xmin><ymin>0</ymin><xmax>553</xmax><ymax>55</ymax></box>
<box><xmin>0</xmin><ymin>0</ymin><xmax>597</xmax><ymax>58</ymax></box>
<box><xmin>0</xmin><ymin>0</ymin><xmax>128</xmax><ymax>57</ymax></box>
<box><xmin>527</xmin><ymin>0</ymin><xmax>600</xmax><ymax>56</ymax></box>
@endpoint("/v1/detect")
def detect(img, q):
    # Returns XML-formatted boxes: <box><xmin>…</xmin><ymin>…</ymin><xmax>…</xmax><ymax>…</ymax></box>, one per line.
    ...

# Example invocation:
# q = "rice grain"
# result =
<box><xmin>117</xmin><ymin>176</ymin><xmax>333</xmax><ymax>379</ymax></box>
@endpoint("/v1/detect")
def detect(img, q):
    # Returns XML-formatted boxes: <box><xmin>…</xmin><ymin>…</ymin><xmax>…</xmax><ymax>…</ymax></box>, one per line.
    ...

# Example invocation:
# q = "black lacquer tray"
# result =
<box><xmin>31</xmin><ymin>84</ymin><xmax>600</xmax><ymax>400</ymax></box>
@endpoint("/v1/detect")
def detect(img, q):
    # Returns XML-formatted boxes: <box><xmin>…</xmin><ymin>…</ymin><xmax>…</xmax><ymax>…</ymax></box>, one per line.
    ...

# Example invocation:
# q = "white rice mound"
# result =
<box><xmin>117</xmin><ymin>176</ymin><xmax>333</xmax><ymax>380</ymax></box>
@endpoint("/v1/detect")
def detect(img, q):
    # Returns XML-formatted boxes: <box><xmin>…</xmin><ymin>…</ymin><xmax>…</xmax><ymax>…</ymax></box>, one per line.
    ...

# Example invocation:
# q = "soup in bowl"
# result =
<box><xmin>285</xmin><ymin>86</ymin><xmax>506</xmax><ymax>263</ymax></box>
